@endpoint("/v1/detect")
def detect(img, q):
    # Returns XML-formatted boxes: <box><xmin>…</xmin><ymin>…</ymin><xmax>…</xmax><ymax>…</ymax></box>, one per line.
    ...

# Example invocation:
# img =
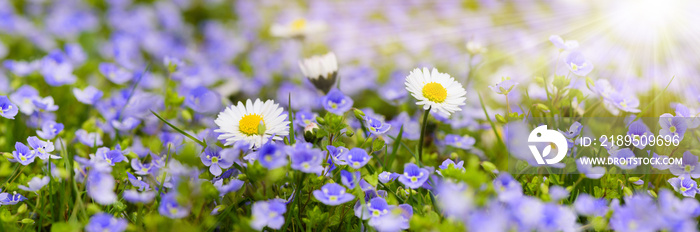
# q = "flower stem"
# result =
<box><xmin>418</xmin><ymin>107</ymin><xmax>431</xmax><ymax>165</ymax></box>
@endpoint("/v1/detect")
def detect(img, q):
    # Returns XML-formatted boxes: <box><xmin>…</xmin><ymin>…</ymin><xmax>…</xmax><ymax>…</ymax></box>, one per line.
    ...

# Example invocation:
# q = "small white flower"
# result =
<box><xmin>270</xmin><ymin>18</ymin><xmax>326</xmax><ymax>38</ymax></box>
<box><xmin>466</xmin><ymin>41</ymin><xmax>487</xmax><ymax>54</ymax></box>
<box><xmin>215</xmin><ymin>99</ymin><xmax>290</xmax><ymax>149</ymax></box>
<box><xmin>405</xmin><ymin>68</ymin><xmax>467</xmax><ymax>116</ymax></box>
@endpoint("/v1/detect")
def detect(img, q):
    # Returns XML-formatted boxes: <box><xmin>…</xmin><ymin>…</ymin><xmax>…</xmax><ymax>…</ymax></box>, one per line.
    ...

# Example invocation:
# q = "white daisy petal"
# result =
<box><xmin>404</xmin><ymin>68</ymin><xmax>467</xmax><ymax>117</ymax></box>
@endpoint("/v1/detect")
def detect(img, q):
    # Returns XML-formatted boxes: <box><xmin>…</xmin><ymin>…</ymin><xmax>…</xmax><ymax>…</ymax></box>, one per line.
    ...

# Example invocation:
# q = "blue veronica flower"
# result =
<box><xmin>12</xmin><ymin>142</ymin><xmax>36</xmax><ymax>166</ymax></box>
<box><xmin>123</xmin><ymin>190</ymin><xmax>155</xmax><ymax>204</ymax></box>
<box><xmin>564</xmin><ymin>51</ymin><xmax>593</xmax><ymax>76</ymax></box>
<box><xmin>293</xmin><ymin>109</ymin><xmax>317</xmax><ymax>128</ymax></box>
<box><xmin>201</xmin><ymin>146</ymin><xmax>234</xmax><ymax>176</ymax></box>
<box><xmin>72</xmin><ymin>86</ymin><xmax>103</xmax><ymax>105</ymax></box>
<box><xmin>32</xmin><ymin>96</ymin><xmax>59</xmax><ymax>111</ymax></box>
<box><xmin>436</xmin><ymin>181</ymin><xmax>472</xmax><ymax>219</ymax></box>
<box><xmin>670</xmin><ymin>151</ymin><xmax>700</xmax><ymax>178</ymax></box>
<box><xmin>3</xmin><ymin>60</ymin><xmax>39</xmax><ymax>77</ymax></box>
<box><xmin>468</xmin><ymin>204</ymin><xmax>511</xmax><ymax>232</ymax></box>
<box><xmin>64</xmin><ymin>43</ymin><xmax>86</xmax><ymax>65</ymax></box>
<box><xmin>85</xmin><ymin>213</ymin><xmax>127</xmax><ymax>232</ymax></box>
<box><xmin>576</xmin><ymin>158</ymin><xmax>606</xmax><ymax>179</ymax></box>
<box><xmin>327</xmin><ymin>145</ymin><xmax>349</xmax><ymax>165</ymax></box>
<box><xmin>562</xmin><ymin>121</ymin><xmax>583</xmax><ymax>139</ymax></box>
<box><xmin>436</xmin><ymin>159</ymin><xmax>464</xmax><ymax>176</ymax></box>
<box><xmin>36</xmin><ymin>120</ymin><xmax>63</xmax><ymax>140</ymax></box>
<box><xmin>0</xmin><ymin>96</ymin><xmax>18</xmax><ymax>119</ymax></box>
<box><xmin>386</xmin><ymin>112</ymin><xmax>421</xmax><ymax>141</ymax></box>
<box><xmin>340</xmin><ymin>170</ymin><xmax>361</xmax><ymax>189</ymax></box>
<box><xmin>378</xmin><ymin>171</ymin><xmax>399</xmax><ymax>184</ymax></box>
<box><xmin>99</xmin><ymin>63</ymin><xmax>132</xmax><ymax>84</ymax></box>
<box><xmin>0</xmin><ymin>191</ymin><xmax>27</xmax><ymax>205</ymax></box>
<box><xmin>364</xmin><ymin>115</ymin><xmax>391</xmax><ymax>135</ymax></box>
<box><xmin>368</xmin><ymin>204</ymin><xmax>412</xmax><ymax>232</ymax></box>
<box><xmin>9</xmin><ymin>85</ymin><xmax>39</xmax><ymax>115</ymax></box>
<box><xmin>158</xmin><ymin>192</ymin><xmax>190</xmax><ymax>219</ymax></box>
<box><xmin>17</xmin><ymin>176</ymin><xmax>49</xmax><ymax>193</ymax></box>
<box><xmin>605</xmin><ymin>92</ymin><xmax>641</xmax><ymax>114</ymax></box>
<box><xmin>612</xmin><ymin>148</ymin><xmax>639</xmax><ymax>170</ymax></box>
<box><xmin>343</xmin><ymin>148</ymin><xmax>371</xmax><ymax>169</ymax></box>
<box><xmin>250</xmin><ymin>199</ymin><xmax>287</xmax><ymax>230</ymax></box>
<box><xmin>398</xmin><ymin>163</ymin><xmax>430</xmax><ymax>189</ymax></box>
<box><xmin>549</xmin><ymin>35</ymin><xmax>579</xmax><ymax>50</ymax></box>
<box><xmin>354</xmin><ymin>190</ymin><xmax>389</xmax><ymax>220</ymax></box>
<box><xmin>444</xmin><ymin>134</ymin><xmax>475</xmax><ymax>150</ymax></box>
<box><xmin>288</xmin><ymin>143</ymin><xmax>324</xmax><ymax>175</ymax></box>
<box><xmin>673</xmin><ymin>103</ymin><xmax>700</xmax><ymax>129</ymax></box>
<box><xmin>111</xmin><ymin>117</ymin><xmax>141</xmax><ymax>132</ymax></box>
<box><xmin>489</xmin><ymin>79</ymin><xmax>518</xmax><ymax>95</ymax></box>
<box><xmin>185</xmin><ymin>86</ymin><xmax>221</xmax><ymax>114</ymax></box>
<box><xmin>127</xmin><ymin>172</ymin><xmax>150</xmax><ymax>191</ymax></box>
<box><xmin>27</xmin><ymin>136</ymin><xmax>56</xmax><ymax>160</ymax></box>
<box><xmin>87</xmin><ymin>171</ymin><xmax>117</xmax><ymax>205</ymax></box>
<box><xmin>493</xmin><ymin>173</ymin><xmax>523</xmax><ymax>202</ymax></box>
<box><xmin>40</xmin><ymin>55</ymin><xmax>76</xmax><ymax>86</ymax></box>
<box><xmin>94</xmin><ymin>147</ymin><xmax>126</xmax><ymax>166</ymax></box>
<box><xmin>626</xmin><ymin>120</ymin><xmax>651</xmax><ymax>149</ymax></box>
<box><xmin>75</xmin><ymin>129</ymin><xmax>103</xmax><ymax>147</ymax></box>
<box><xmin>322</xmin><ymin>89</ymin><xmax>353</xmax><ymax>115</ymax></box>
<box><xmin>367</xmin><ymin>197</ymin><xmax>392</xmax><ymax>218</ymax></box>
<box><xmin>160</xmin><ymin>132</ymin><xmax>184</xmax><ymax>153</ymax></box>
<box><xmin>573</xmin><ymin>193</ymin><xmax>608</xmax><ymax>216</ymax></box>
<box><xmin>256</xmin><ymin>143</ymin><xmax>288</xmax><ymax>169</ymax></box>
<box><xmin>610</xmin><ymin>194</ymin><xmax>664</xmax><ymax>231</ymax></box>
<box><xmin>669</xmin><ymin>176</ymin><xmax>699</xmax><ymax>197</ymax></box>
<box><xmin>313</xmin><ymin>183</ymin><xmax>355</xmax><ymax>206</ymax></box>
<box><xmin>131</xmin><ymin>158</ymin><xmax>156</xmax><ymax>175</ymax></box>
<box><xmin>659</xmin><ymin>113</ymin><xmax>688</xmax><ymax>140</ymax></box>
<box><xmin>548</xmin><ymin>185</ymin><xmax>570</xmax><ymax>201</ymax></box>
<box><xmin>213</xmin><ymin>179</ymin><xmax>244</xmax><ymax>197</ymax></box>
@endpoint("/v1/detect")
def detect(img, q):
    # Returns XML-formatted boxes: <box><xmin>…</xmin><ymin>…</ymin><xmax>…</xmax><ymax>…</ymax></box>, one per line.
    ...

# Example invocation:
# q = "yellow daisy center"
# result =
<box><xmin>291</xmin><ymin>19</ymin><xmax>306</xmax><ymax>30</ymax></box>
<box><xmin>239</xmin><ymin>114</ymin><xmax>265</xmax><ymax>136</ymax></box>
<box><xmin>422</xmin><ymin>82</ymin><xmax>447</xmax><ymax>103</ymax></box>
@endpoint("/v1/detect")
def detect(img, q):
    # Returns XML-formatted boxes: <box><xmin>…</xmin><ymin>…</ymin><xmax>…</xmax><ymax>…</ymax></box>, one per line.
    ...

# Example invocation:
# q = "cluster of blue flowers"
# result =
<box><xmin>0</xmin><ymin>0</ymin><xmax>699</xmax><ymax>231</ymax></box>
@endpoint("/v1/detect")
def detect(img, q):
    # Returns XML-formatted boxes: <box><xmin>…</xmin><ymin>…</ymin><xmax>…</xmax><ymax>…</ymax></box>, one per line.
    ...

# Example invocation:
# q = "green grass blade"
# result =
<box><xmin>150</xmin><ymin>110</ymin><xmax>207</xmax><ymax>147</ymax></box>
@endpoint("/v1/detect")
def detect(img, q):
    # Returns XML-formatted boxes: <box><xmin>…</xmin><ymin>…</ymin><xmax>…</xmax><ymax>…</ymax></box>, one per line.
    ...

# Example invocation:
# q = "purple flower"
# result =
<box><xmin>85</xmin><ymin>213</ymin><xmax>127</xmax><ymax>232</ymax></box>
<box><xmin>32</xmin><ymin>96</ymin><xmax>59</xmax><ymax>111</ymax></box>
<box><xmin>367</xmin><ymin>197</ymin><xmax>391</xmax><ymax>218</ymax></box>
<box><xmin>294</xmin><ymin>110</ymin><xmax>317</xmax><ymax>128</ymax></box>
<box><xmin>612</xmin><ymin>148</ymin><xmax>638</xmax><ymax>170</ymax></box>
<box><xmin>437</xmin><ymin>159</ymin><xmax>464</xmax><ymax>176</ymax></box>
<box><xmin>94</xmin><ymin>147</ymin><xmax>126</xmax><ymax>166</ymax></box>
<box><xmin>27</xmin><ymin>136</ymin><xmax>56</xmax><ymax>160</ymax></box>
<box><xmin>368</xmin><ymin>203</ymin><xmax>412</xmax><ymax>232</ymax></box>
<box><xmin>549</xmin><ymin>185</ymin><xmax>570</xmax><ymax>201</ymax></box>
<box><xmin>378</xmin><ymin>171</ymin><xmax>399</xmax><ymax>183</ymax></box>
<box><xmin>659</xmin><ymin>113</ymin><xmax>687</xmax><ymax>140</ymax></box>
<box><xmin>288</xmin><ymin>143</ymin><xmax>324</xmax><ymax>175</ymax></box>
<box><xmin>18</xmin><ymin>176</ymin><xmax>50</xmax><ymax>193</ymax></box>
<box><xmin>0</xmin><ymin>191</ymin><xmax>27</xmax><ymax>205</ymax></box>
<box><xmin>364</xmin><ymin>115</ymin><xmax>391</xmax><ymax>135</ymax></box>
<box><xmin>489</xmin><ymin>78</ymin><xmax>518</xmax><ymax>95</ymax></box>
<box><xmin>398</xmin><ymin>163</ymin><xmax>430</xmax><ymax>189</ymax></box>
<box><xmin>123</xmin><ymin>190</ymin><xmax>155</xmax><ymax>203</ymax></box>
<box><xmin>444</xmin><ymin>134</ymin><xmax>475</xmax><ymax>150</ymax></box>
<box><xmin>87</xmin><ymin>171</ymin><xmax>117</xmax><ymax>205</ymax></box>
<box><xmin>493</xmin><ymin>173</ymin><xmax>523</xmax><ymax>202</ymax></box>
<box><xmin>436</xmin><ymin>181</ymin><xmax>472</xmax><ymax>219</ymax></box>
<box><xmin>670</xmin><ymin>151</ymin><xmax>700</xmax><ymax>178</ymax></box>
<box><xmin>3</xmin><ymin>60</ymin><xmax>39</xmax><ymax>77</ymax></box>
<box><xmin>73</xmin><ymin>86</ymin><xmax>103</xmax><ymax>105</ymax></box>
<box><xmin>562</xmin><ymin>121</ymin><xmax>583</xmax><ymax>139</ymax></box>
<box><xmin>627</xmin><ymin>120</ymin><xmax>651</xmax><ymax>149</ymax></box>
<box><xmin>37</xmin><ymin>120</ymin><xmax>63</xmax><ymax>140</ymax></box>
<box><xmin>651</xmin><ymin>152</ymin><xmax>673</xmax><ymax>170</ymax></box>
<box><xmin>387</xmin><ymin>112</ymin><xmax>420</xmax><ymax>140</ymax></box>
<box><xmin>9</xmin><ymin>85</ymin><xmax>39</xmax><ymax>115</ymax></box>
<box><xmin>256</xmin><ymin>143</ymin><xmax>288</xmax><ymax>169</ymax></box>
<box><xmin>549</xmin><ymin>35</ymin><xmax>579</xmax><ymax>50</ymax></box>
<box><xmin>607</xmin><ymin>92</ymin><xmax>640</xmax><ymax>114</ymax></box>
<box><xmin>12</xmin><ymin>142</ymin><xmax>36</xmax><ymax>165</ymax></box>
<box><xmin>313</xmin><ymin>183</ymin><xmax>355</xmax><ymax>206</ymax></box>
<box><xmin>213</xmin><ymin>179</ymin><xmax>244</xmax><ymax>196</ymax></box>
<box><xmin>576</xmin><ymin>158</ymin><xmax>606</xmax><ymax>179</ymax></box>
<box><xmin>111</xmin><ymin>117</ymin><xmax>141</xmax><ymax>132</ymax></box>
<box><xmin>0</xmin><ymin>96</ymin><xmax>18</xmax><ymax>119</ymax></box>
<box><xmin>668</xmin><ymin>176</ymin><xmax>699</xmax><ymax>197</ymax></box>
<box><xmin>322</xmin><ymin>89</ymin><xmax>353</xmax><ymax>115</ymax></box>
<box><xmin>574</xmin><ymin>193</ymin><xmax>608</xmax><ymax>216</ymax></box>
<box><xmin>185</xmin><ymin>86</ymin><xmax>221</xmax><ymax>114</ymax></box>
<box><xmin>40</xmin><ymin>57</ymin><xmax>76</xmax><ymax>86</ymax></box>
<box><xmin>564</xmin><ymin>51</ymin><xmax>593</xmax><ymax>76</ymax></box>
<box><xmin>201</xmin><ymin>146</ymin><xmax>234</xmax><ymax>176</ymax></box>
<box><xmin>126</xmin><ymin>172</ymin><xmax>150</xmax><ymax>191</ymax></box>
<box><xmin>76</xmin><ymin>129</ymin><xmax>103</xmax><ymax>147</ymax></box>
<box><xmin>250</xmin><ymin>199</ymin><xmax>286</xmax><ymax>230</ymax></box>
<box><xmin>158</xmin><ymin>192</ymin><xmax>190</xmax><ymax>219</ymax></box>
<box><xmin>343</xmin><ymin>148</ymin><xmax>371</xmax><ymax>169</ymax></box>
<box><xmin>131</xmin><ymin>158</ymin><xmax>156</xmax><ymax>175</ymax></box>
<box><xmin>327</xmin><ymin>145</ymin><xmax>349</xmax><ymax>165</ymax></box>
<box><xmin>340</xmin><ymin>170</ymin><xmax>361</xmax><ymax>189</ymax></box>
<box><xmin>99</xmin><ymin>63</ymin><xmax>132</xmax><ymax>84</ymax></box>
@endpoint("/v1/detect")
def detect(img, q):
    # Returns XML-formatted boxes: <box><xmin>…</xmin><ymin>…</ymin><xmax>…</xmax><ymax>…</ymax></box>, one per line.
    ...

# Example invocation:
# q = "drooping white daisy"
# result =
<box><xmin>299</xmin><ymin>52</ymin><xmax>338</xmax><ymax>94</ymax></box>
<box><xmin>270</xmin><ymin>18</ymin><xmax>326</xmax><ymax>38</ymax></box>
<box><xmin>215</xmin><ymin>99</ymin><xmax>290</xmax><ymax>149</ymax></box>
<box><xmin>405</xmin><ymin>68</ymin><xmax>467</xmax><ymax>116</ymax></box>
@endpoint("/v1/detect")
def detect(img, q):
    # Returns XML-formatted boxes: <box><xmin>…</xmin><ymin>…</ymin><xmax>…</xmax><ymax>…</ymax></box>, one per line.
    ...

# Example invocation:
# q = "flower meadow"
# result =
<box><xmin>2</xmin><ymin>0</ymin><xmax>700</xmax><ymax>231</ymax></box>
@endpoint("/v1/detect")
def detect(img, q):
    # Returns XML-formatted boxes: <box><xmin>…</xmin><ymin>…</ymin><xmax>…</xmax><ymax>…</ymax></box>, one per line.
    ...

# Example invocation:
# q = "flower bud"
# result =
<box><xmin>17</xmin><ymin>204</ymin><xmax>27</xmax><ymax>214</ymax></box>
<box><xmin>353</xmin><ymin>108</ymin><xmax>365</xmax><ymax>121</ymax></box>
<box><xmin>304</xmin><ymin>122</ymin><xmax>320</xmax><ymax>143</ymax></box>
<box><xmin>20</xmin><ymin>218</ymin><xmax>34</xmax><ymax>224</ymax></box>
<box><xmin>481</xmin><ymin>161</ymin><xmax>498</xmax><ymax>173</ymax></box>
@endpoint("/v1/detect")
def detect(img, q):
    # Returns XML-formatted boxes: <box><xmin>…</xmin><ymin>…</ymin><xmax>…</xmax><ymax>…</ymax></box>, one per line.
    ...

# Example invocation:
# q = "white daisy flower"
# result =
<box><xmin>405</xmin><ymin>68</ymin><xmax>467</xmax><ymax>116</ymax></box>
<box><xmin>215</xmin><ymin>99</ymin><xmax>290</xmax><ymax>149</ymax></box>
<box><xmin>299</xmin><ymin>52</ymin><xmax>338</xmax><ymax>94</ymax></box>
<box><xmin>270</xmin><ymin>18</ymin><xmax>326</xmax><ymax>38</ymax></box>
